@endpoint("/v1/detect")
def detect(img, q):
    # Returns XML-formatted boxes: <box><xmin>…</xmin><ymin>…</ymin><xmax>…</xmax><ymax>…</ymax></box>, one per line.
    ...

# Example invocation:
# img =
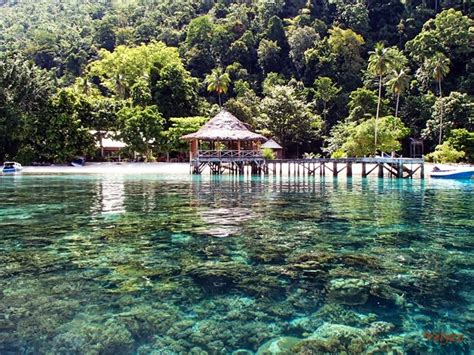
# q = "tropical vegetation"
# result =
<box><xmin>0</xmin><ymin>1</ymin><xmax>472</xmax><ymax>162</ymax></box>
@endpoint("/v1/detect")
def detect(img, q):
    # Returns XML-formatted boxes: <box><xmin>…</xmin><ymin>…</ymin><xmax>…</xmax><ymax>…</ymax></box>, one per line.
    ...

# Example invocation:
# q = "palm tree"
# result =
<box><xmin>368</xmin><ymin>43</ymin><xmax>394</xmax><ymax>149</ymax></box>
<box><xmin>205</xmin><ymin>67</ymin><xmax>231</xmax><ymax>107</ymax></box>
<box><xmin>387</xmin><ymin>69</ymin><xmax>410</xmax><ymax>118</ymax></box>
<box><xmin>428</xmin><ymin>52</ymin><xmax>450</xmax><ymax>144</ymax></box>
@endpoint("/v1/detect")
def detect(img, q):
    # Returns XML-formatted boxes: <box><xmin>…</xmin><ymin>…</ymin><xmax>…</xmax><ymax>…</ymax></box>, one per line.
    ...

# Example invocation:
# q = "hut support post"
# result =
<box><xmin>190</xmin><ymin>139</ymin><xmax>198</xmax><ymax>161</ymax></box>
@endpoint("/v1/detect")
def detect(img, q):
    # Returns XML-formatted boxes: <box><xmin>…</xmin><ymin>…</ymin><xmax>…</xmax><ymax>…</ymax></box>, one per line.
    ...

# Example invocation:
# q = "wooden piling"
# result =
<box><xmin>398</xmin><ymin>163</ymin><xmax>404</xmax><ymax>179</ymax></box>
<box><xmin>378</xmin><ymin>164</ymin><xmax>384</xmax><ymax>178</ymax></box>
<box><xmin>347</xmin><ymin>162</ymin><xmax>352</xmax><ymax>178</ymax></box>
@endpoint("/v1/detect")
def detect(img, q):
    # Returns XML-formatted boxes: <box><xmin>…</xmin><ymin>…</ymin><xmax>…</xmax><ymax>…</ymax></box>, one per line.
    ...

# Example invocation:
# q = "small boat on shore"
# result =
<box><xmin>71</xmin><ymin>157</ymin><xmax>86</xmax><ymax>167</ymax></box>
<box><xmin>2</xmin><ymin>161</ymin><xmax>23</xmax><ymax>174</ymax></box>
<box><xmin>430</xmin><ymin>166</ymin><xmax>474</xmax><ymax>179</ymax></box>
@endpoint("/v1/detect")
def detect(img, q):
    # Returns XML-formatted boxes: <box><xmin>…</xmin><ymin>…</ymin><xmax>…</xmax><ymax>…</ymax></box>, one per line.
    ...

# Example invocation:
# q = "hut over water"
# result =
<box><xmin>181</xmin><ymin>109</ymin><xmax>267</xmax><ymax>160</ymax></box>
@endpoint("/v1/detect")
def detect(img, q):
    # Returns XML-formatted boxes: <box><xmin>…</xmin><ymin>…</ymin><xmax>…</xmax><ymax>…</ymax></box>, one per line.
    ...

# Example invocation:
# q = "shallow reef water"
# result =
<box><xmin>0</xmin><ymin>174</ymin><xmax>472</xmax><ymax>354</ymax></box>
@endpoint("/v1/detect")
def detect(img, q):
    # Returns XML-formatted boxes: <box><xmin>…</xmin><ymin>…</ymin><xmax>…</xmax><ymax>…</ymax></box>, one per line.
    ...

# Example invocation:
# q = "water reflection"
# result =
<box><xmin>91</xmin><ymin>178</ymin><xmax>126</xmax><ymax>215</ymax></box>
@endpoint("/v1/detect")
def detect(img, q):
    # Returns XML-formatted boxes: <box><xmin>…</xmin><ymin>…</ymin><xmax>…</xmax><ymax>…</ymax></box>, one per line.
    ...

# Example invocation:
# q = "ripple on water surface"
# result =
<box><xmin>0</xmin><ymin>174</ymin><xmax>472</xmax><ymax>354</ymax></box>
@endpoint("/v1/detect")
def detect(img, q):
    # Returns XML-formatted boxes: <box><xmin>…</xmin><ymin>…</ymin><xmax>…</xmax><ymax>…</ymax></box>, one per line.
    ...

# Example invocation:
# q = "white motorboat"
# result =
<box><xmin>2</xmin><ymin>161</ymin><xmax>23</xmax><ymax>173</ymax></box>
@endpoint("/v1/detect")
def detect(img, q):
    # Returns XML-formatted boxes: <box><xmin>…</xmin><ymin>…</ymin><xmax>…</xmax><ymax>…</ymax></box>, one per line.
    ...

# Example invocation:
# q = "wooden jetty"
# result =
<box><xmin>189</xmin><ymin>153</ymin><xmax>424</xmax><ymax>179</ymax></box>
<box><xmin>181</xmin><ymin>109</ymin><xmax>424</xmax><ymax>179</ymax></box>
<box><xmin>263</xmin><ymin>157</ymin><xmax>424</xmax><ymax>179</ymax></box>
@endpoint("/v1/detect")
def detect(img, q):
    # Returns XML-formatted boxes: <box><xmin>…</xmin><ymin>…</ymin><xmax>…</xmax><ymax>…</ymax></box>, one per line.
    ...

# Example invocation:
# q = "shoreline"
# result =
<box><xmin>11</xmin><ymin>162</ymin><xmax>471</xmax><ymax>179</ymax></box>
<box><xmin>20</xmin><ymin>162</ymin><xmax>191</xmax><ymax>175</ymax></box>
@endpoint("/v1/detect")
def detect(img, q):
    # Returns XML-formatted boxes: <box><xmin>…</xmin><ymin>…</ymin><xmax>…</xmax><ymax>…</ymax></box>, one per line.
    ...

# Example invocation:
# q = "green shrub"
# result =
<box><xmin>262</xmin><ymin>148</ymin><xmax>276</xmax><ymax>160</ymax></box>
<box><xmin>303</xmin><ymin>152</ymin><xmax>319</xmax><ymax>159</ymax></box>
<box><xmin>331</xmin><ymin>149</ymin><xmax>346</xmax><ymax>159</ymax></box>
<box><xmin>425</xmin><ymin>142</ymin><xmax>465</xmax><ymax>163</ymax></box>
<box><xmin>447</xmin><ymin>129</ymin><xmax>474</xmax><ymax>162</ymax></box>
<box><xmin>340</xmin><ymin>116</ymin><xmax>409</xmax><ymax>157</ymax></box>
<box><xmin>14</xmin><ymin>145</ymin><xmax>37</xmax><ymax>165</ymax></box>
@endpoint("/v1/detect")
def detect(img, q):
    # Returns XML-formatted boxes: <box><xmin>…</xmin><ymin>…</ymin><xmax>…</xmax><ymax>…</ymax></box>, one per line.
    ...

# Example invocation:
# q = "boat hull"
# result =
<box><xmin>430</xmin><ymin>168</ymin><xmax>474</xmax><ymax>179</ymax></box>
<box><xmin>2</xmin><ymin>168</ymin><xmax>21</xmax><ymax>173</ymax></box>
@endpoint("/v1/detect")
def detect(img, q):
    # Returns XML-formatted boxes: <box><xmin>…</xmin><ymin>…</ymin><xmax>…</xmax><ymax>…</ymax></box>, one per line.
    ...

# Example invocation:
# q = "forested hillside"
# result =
<box><xmin>0</xmin><ymin>0</ymin><xmax>473</xmax><ymax>163</ymax></box>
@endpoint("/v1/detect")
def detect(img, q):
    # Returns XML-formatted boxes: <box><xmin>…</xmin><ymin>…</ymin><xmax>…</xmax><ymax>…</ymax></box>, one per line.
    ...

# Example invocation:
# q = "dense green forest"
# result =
<box><xmin>0</xmin><ymin>0</ymin><xmax>473</xmax><ymax>163</ymax></box>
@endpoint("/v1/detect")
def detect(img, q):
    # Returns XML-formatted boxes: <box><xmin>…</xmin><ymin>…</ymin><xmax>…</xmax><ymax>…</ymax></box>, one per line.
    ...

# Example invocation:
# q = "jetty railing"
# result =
<box><xmin>197</xmin><ymin>150</ymin><xmax>263</xmax><ymax>159</ymax></box>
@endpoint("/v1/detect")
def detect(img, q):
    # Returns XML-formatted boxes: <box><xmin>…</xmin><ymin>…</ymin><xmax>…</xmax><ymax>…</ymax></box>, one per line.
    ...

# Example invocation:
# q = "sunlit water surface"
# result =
<box><xmin>0</xmin><ymin>174</ymin><xmax>472</xmax><ymax>354</ymax></box>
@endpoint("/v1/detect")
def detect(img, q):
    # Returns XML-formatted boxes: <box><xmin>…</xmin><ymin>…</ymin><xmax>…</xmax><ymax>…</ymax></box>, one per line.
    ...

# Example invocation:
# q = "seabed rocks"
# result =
<box><xmin>257</xmin><ymin>322</ymin><xmax>421</xmax><ymax>355</ymax></box>
<box><xmin>256</xmin><ymin>336</ymin><xmax>302</xmax><ymax>355</ymax></box>
<box><xmin>327</xmin><ymin>278</ymin><xmax>370</xmax><ymax>305</ymax></box>
<box><xmin>0</xmin><ymin>176</ymin><xmax>472</xmax><ymax>353</ymax></box>
<box><xmin>184</xmin><ymin>261</ymin><xmax>253</xmax><ymax>289</ymax></box>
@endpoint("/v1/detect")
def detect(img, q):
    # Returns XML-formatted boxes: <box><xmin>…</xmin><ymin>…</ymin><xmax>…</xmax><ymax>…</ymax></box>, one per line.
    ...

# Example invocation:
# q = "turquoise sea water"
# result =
<box><xmin>0</xmin><ymin>174</ymin><xmax>472</xmax><ymax>354</ymax></box>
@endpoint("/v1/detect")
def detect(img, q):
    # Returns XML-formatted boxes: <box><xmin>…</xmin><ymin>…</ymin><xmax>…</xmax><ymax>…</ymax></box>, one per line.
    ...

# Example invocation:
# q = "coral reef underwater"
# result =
<box><xmin>0</xmin><ymin>175</ymin><xmax>472</xmax><ymax>354</ymax></box>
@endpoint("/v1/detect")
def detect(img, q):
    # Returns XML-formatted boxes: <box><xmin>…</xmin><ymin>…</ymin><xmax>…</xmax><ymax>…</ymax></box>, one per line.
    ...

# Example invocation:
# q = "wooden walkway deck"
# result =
<box><xmin>191</xmin><ymin>155</ymin><xmax>425</xmax><ymax>179</ymax></box>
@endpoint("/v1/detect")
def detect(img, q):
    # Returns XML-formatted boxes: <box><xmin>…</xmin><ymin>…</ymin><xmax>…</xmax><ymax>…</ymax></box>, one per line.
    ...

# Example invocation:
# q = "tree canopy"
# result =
<box><xmin>0</xmin><ymin>1</ymin><xmax>472</xmax><ymax>162</ymax></box>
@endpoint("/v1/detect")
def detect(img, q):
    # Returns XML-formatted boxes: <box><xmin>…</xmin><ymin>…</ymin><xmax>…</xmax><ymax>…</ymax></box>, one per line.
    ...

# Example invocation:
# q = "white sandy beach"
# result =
<box><xmin>22</xmin><ymin>162</ymin><xmax>191</xmax><ymax>175</ymax></box>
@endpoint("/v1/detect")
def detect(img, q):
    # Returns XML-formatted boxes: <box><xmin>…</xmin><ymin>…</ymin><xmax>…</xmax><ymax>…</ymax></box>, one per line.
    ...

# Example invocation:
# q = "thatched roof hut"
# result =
<box><xmin>181</xmin><ymin>110</ymin><xmax>266</xmax><ymax>142</ymax></box>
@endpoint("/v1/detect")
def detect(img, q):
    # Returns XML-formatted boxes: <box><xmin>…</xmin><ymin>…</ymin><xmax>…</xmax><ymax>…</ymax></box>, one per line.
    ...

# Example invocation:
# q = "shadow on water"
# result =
<box><xmin>0</xmin><ymin>174</ymin><xmax>472</xmax><ymax>353</ymax></box>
